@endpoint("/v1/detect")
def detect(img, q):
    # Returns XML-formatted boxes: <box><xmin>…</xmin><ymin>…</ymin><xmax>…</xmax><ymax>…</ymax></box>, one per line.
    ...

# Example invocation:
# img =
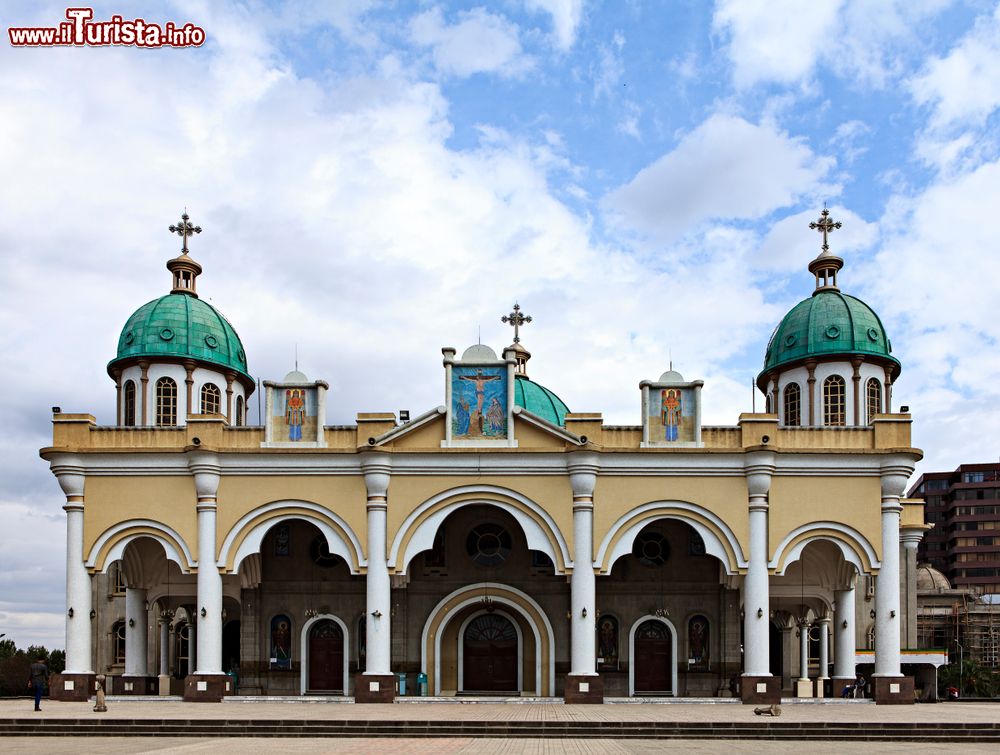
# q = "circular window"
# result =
<box><xmin>825</xmin><ymin>325</ymin><xmax>841</xmax><ymax>339</ymax></box>
<box><xmin>159</xmin><ymin>327</ymin><xmax>174</xmax><ymax>341</ymax></box>
<box><xmin>867</xmin><ymin>327</ymin><xmax>880</xmax><ymax>342</ymax></box>
<box><xmin>783</xmin><ymin>334</ymin><xmax>797</xmax><ymax>348</ymax></box>
<box><xmin>633</xmin><ymin>530</ymin><xmax>669</xmax><ymax>568</ymax></box>
<box><xmin>123</xmin><ymin>331</ymin><xmax>135</xmax><ymax>345</ymax></box>
<box><xmin>466</xmin><ymin>524</ymin><xmax>512</xmax><ymax>567</ymax></box>
<box><xmin>310</xmin><ymin>535</ymin><xmax>341</xmax><ymax>568</ymax></box>
<box><xmin>204</xmin><ymin>335</ymin><xmax>219</xmax><ymax>349</ymax></box>
<box><xmin>237</xmin><ymin>349</ymin><xmax>246</xmax><ymax>363</ymax></box>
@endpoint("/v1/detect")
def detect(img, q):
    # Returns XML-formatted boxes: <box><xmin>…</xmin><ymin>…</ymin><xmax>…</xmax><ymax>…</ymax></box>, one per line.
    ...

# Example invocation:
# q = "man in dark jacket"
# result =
<box><xmin>27</xmin><ymin>656</ymin><xmax>48</xmax><ymax>711</ymax></box>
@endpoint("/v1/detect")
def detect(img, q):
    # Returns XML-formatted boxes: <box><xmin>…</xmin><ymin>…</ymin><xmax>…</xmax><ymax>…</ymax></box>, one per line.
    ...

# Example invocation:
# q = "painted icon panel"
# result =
<box><xmin>452</xmin><ymin>366</ymin><xmax>508</xmax><ymax>440</ymax></box>
<box><xmin>649</xmin><ymin>386</ymin><xmax>695</xmax><ymax>442</ymax></box>
<box><xmin>272</xmin><ymin>386</ymin><xmax>318</xmax><ymax>442</ymax></box>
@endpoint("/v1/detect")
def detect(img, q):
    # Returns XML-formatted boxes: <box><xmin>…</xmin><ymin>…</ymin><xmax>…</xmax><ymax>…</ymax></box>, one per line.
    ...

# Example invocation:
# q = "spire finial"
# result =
<box><xmin>809</xmin><ymin>205</ymin><xmax>841</xmax><ymax>256</ymax></box>
<box><xmin>502</xmin><ymin>302</ymin><xmax>532</xmax><ymax>344</ymax></box>
<box><xmin>168</xmin><ymin>210</ymin><xmax>202</xmax><ymax>255</ymax></box>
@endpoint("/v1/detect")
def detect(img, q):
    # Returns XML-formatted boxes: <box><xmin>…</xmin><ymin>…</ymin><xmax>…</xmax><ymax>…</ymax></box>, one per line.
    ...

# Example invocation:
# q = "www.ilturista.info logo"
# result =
<box><xmin>9</xmin><ymin>7</ymin><xmax>205</xmax><ymax>48</ymax></box>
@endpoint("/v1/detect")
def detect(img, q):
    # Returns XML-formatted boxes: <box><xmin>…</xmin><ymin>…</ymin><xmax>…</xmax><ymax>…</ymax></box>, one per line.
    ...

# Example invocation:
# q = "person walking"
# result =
<box><xmin>27</xmin><ymin>655</ymin><xmax>48</xmax><ymax>711</ymax></box>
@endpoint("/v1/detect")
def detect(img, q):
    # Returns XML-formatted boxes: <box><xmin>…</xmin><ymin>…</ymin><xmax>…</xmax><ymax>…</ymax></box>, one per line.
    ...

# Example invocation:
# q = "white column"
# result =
<box><xmin>874</xmin><ymin>459</ymin><xmax>912</xmax><ymax>678</ymax></box>
<box><xmin>817</xmin><ymin>617</ymin><xmax>831</xmax><ymax>682</ymax></box>
<box><xmin>743</xmin><ymin>452</ymin><xmax>775</xmax><ymax>677</ymax></box>
<box><xmin>190</xmin><ymin>452</ymin><xmax>223</xmax><ymax>675</ymax></box>
<box><xmin>159</xmin><ymin>619</ymin><xmax>170</xmax><ymax>676</ymax></box>
<box><xmin>568</xmin><ymin>454</ymin><xmax>598</xmax><ymax>676</ymax></box>
<box><xmin>53</xmin><ymin>457</ymin><xmax>93</xmax><ymax>674</ymax></box>
<box><xmin>362</xmin><ymin>454</ymin><xmax>392</xmax><ymax>676</ymax></box>
<box><xmin>124</xmin><ymin>587</ymin><xmax>148</xmax><ymax>676</ymax></box>
<box><xmin>833</xmin><ymin>585</ymin><xmax>856</xmax><ymax>681</ymax></box>
<box><xmin>798</xmin><ymin>620</ymin><xmax>810</xmax><ymax>682</ymax></box>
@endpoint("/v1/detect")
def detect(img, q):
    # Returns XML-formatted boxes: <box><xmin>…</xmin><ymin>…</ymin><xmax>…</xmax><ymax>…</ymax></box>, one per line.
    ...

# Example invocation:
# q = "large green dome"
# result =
<box><xmin>761</xmin><ymin>290</ymin><xmax>899</xmax><ymax>377</ymax></box>
<box><xmin>108</xmin><ymin>293</ymin><xmax>252</xmax><ymax>384</ymax></box>
<box><xmin>514</xmin><ymin>374</ymin><xmax>569</xmax><ymax>426</ymax></box>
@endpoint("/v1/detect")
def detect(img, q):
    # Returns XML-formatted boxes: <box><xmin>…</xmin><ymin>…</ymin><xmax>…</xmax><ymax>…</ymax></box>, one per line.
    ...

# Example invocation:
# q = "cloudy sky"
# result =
<box><xmin>2</xmin><ymin>0</ymin><xmax>999</xmax><ymax>648</ymax></box>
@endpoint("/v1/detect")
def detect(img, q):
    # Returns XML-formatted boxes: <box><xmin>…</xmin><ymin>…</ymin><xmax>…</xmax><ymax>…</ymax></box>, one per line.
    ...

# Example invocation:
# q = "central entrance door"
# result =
<box><xmin>308</xmin><ymin>619</ymin><xmax>344</xmax><ymax>693</ymax></box>
<box><xmin>634</xmin><ymin>619</ymin><xmax>673</xmax><ymax>694</ymax></box>
<box><xmin>462</xmin><ymin>613</ymin><xmax>518</xmax><ymax>693</ymax></box>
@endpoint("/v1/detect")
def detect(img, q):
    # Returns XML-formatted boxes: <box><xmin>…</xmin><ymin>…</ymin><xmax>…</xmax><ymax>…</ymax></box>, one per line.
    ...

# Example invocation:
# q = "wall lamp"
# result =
<box><xmin>67</xmin><ymin>607</ymin><xmax>74</xmax><ymax>618</ymax></box>
<box><xmin>90</xmin><ymin>609</ymin><xmax>96</xmax><ymax>620</ymax></box>
<box><xmin>581</xmin><ymin>608</ymin><xmax>588</xmax><ymax>618</ymax></box>
<box><xmin>890</xmin><ymin>610</ymin><xmax>896</xmax><ymax>619</ymax></box>
<box><xmin>842</xmin><ymin>620</ymin><xmax>849</xmax><ymax>629</ymax></box>
<box><xmin>371</xmin><ymin>610</ymin><xmax>382</xmax><ymax>619</ymax></box>
<box><xmin>757</xmin><ymin>608</ymin><xmax>764</xmax><ymax>619</ymax></box>
<box><xmin>200</xmin><ymin>607</ymin><xmax>207</xmax><ymax>618</ymax></box>
<box><xmin>870</xmin><ymin>609</ymin><xmax>876</xmax><ymax>619</ymax></box>
<box><xmin>128</xmin><ymin>619</ymin><xmax>135</xmax><ymax>628</ymax></box>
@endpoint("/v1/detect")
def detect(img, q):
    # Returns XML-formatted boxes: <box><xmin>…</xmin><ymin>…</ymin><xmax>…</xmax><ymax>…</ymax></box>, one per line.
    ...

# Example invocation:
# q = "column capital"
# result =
<box><xmin>51</xmin><ymin>455</ymin><xmax>86</xmax><ymax>499</ymax></box>
<box><xmin>745</xmin><ymin>450</ymin><xmax>775</xmax><ymax>501</ymax></box>
<box><xmin>187</xmin><ymin>450</ymin><xmax>221</xmax><ymax>502</ymax></box>
<box><xmin>361</xmin><ymin>452</ymin><xmax>391</xmax><ymax>499</ymax></box>
<box><xmin>880</xmin><ymin>456</ymin><xmax>915</xmax><ymax>499</ymax></box>
<box><xmin>567</xmin><ymin>452</ymin><xmax>599</xmax><ymax>500</ymax></box>
<box><xmin>900</xmin><ymin>527</ymin><xmax>925</xmax><ymax>548</ymax></box>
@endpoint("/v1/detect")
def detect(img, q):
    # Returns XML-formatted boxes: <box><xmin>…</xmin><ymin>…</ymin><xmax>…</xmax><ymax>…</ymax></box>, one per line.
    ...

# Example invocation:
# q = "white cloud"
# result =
<box><xmin>409</xmin><ymin>7</ymin><xmax>532</xmax><ymax>78</ymax></box>
<box><xmin>909</xmin><ymin>3</ymin><xmax>1000</xmax><ymax>131</ymax></box>
<box><xmin>713</xmin><ymin>0</ymin><xmax>952</xmax><ymax>90</ymax></box>
<box><xmin>591</xmin><ymin>30</ymin><xmax>625</xmax><ymax>100</ymax></box>
<box><xmin>603</xmin><ymin>114</ymin><xmax>837</xmax><ymax>240</ymax></box>
<box><xmin>524</xmin><ymin>0</ymin><xmax>584</xmax><ymax>51</ymax></box>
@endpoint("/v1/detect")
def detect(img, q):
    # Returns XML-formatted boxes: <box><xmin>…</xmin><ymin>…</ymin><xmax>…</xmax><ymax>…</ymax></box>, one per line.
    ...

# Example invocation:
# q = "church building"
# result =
<box><xmin>41</xmin><ymin>209</ymin><xmax>928</xmax><ymax>704</ymax></box>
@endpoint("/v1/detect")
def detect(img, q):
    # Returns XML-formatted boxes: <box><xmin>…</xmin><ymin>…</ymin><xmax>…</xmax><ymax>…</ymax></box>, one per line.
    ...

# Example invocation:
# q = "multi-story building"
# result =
<box><xmin>911</xmin><ymin>464</ymin><xmax>1000</xmax><ymax>596</ymax></box>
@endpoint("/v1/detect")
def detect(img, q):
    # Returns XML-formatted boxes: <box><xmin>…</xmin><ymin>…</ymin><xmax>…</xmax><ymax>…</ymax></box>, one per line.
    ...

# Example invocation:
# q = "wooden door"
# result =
<box><xmin>308</xmin><ymin>619</ymin><xmax>344</xmax><ymax>692</ymax></box>
<box><xmin>634</xmin><ymin>620</ymin><xmax>672</xmax><ymax>693</ymax></box>
<box><xmin>463</xmin><ymin>613</ymin><xmax>518</xmax><ymax>692</ymax></box>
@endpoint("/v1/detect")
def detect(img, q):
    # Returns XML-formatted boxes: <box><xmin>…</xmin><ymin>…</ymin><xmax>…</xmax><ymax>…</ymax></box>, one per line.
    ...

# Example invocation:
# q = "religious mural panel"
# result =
<box><xmin>688</xmin><ymin>615</ymin><xmax>709</xmax><ymax>668</ymax></box>
<box><xmin>272</xmin><ymin>387</ymin><xmax>318</xmax><ymax>442</ymax></box>
<box><xmin>452</xmin><ymin>366</ymin><xmax>508</xmax><ymax>440</ymax></box>
<box><xmin>597</xmin><ymin>615</ymin><xmax>619</xmax><ymax>671</ymax></box>
<box><xmin>270</xmin><ymin>614</ymin><xmax>292</xmax><ymax>670</ymax></box>
<box><xmin>648</xmin><ymin>386</ymin><xmax>695</xmax><ymax>442</ymax></box>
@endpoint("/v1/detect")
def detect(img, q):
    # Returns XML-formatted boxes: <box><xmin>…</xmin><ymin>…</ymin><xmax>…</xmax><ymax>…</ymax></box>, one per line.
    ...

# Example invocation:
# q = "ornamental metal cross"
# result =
<box><xmin>809</xmin><ymin>207</ymin><xmax>841</xmax><ymax>254</ymax></box>
<box><xmin>502</xmin><ymin>303</ymin><xmax>532</xmax><ymax>344</ymax></box>
<box><xmin>168</xmin><ymin>210</ymin><xmax>202</xmax><ymax>254</ymax></box>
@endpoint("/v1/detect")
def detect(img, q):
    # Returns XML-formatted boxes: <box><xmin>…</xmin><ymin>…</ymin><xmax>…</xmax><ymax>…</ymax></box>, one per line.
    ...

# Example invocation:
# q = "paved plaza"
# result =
<box><xmin>3</xmin><ymin>699</ymin><xmax>1000</xmax><ymax>753</ymax></box>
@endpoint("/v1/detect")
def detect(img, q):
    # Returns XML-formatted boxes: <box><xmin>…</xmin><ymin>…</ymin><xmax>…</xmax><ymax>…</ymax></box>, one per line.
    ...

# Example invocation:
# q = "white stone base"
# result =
<box><xmin>795</xmin><ymin>679</ymin><xmax>814</xmax><ymax>698</ymax></box>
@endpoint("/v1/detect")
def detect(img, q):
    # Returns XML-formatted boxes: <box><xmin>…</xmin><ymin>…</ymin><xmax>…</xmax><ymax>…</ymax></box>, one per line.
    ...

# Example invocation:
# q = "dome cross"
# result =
<box><xmin>809</xmin><ymin>207</ymin><xmax>842</xmax><ymax>255</ymax></box>
<box><xmin>168</xmin><ymin>210</ymin><xmax>202</xmax><ymax>255</ymax></box>
<box><xmin>502</xmin><ymin>303</ymin><xmax>532</xmax><ymax>344</ymax></box>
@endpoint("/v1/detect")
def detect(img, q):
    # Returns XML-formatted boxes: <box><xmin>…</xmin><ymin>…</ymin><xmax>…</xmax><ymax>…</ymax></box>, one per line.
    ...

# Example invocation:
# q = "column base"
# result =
<box><xmin>564</xmin><ymin>674</ymin><xmax>603</xmax><ymax>704</ymax></box>
<box><xmin>354</xmin><ymin>673</ymin><xmax>396</xmax><ymax>703</ymax></box>
<box><xmin>158</xmin><ymin>675</ymin><xmax>172</xmax><ymax>696</ymax></box>
<box><xmin>49</xmin><ymin>673</ymin><xmax>95</xmax><ymax>702</ymax></box>
<box><xmin>740</xmin><ymin>675</ymin><xmax>780</xmax><ymax>705</ymax></box>
<box><xmin>873</xmin><ymin>676</ymin><xmax>915</xmax><ymax>705</ymax></box>
<box><xmin>112</xmin><ymin>675</ymin><xmax>159</xmax><ymax>695</ymax></box>
<box><xmin>183</xmin><ymin>673</ymin><xmax>233</xmax><ymax>702</ymax></box>
<box><xmin>815</xmin><ymin>678</ymin><xmax>828</xmax><ymax>698</ymax></box>
<box><xmin>794</xmin><ymin>679</ymin><xmax>813</xmax><ymax>698</ymax></box>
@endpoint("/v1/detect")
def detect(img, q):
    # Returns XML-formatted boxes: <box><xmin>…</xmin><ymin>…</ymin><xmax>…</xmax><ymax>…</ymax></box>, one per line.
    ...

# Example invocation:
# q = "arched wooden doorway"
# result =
<box><xmin>461</xmin><ymin>613</ymin><xmax>518</xmax><ymax>693</ymax></box>
<box><xmin>633</xmin><ymin>618</ymin><xmax>674</xmax><ymax>694</ymax></box>
<box><xmin>308</xmin><ymin>619</ymin><xmax>344</xmax><ymax>693</ymax></box>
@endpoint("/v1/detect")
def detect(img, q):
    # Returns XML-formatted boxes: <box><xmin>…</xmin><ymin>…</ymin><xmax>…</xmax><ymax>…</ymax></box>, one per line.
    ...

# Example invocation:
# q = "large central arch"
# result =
<box><xmin>420</xmin><ymin>583</ymin><xmax>555</xmax><ymax>696</ymax></box>
<box><xmin>389</xmin><ymin>485</ymin><xmax>571</xmax><ymax>575</ymax></box>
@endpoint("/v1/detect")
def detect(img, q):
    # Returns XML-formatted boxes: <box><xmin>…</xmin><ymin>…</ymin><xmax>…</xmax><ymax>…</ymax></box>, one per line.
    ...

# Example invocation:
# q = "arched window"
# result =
<box><xmin>765</xmin><ymin>393</ymin><xmax>772</xmax><ymax>413</ymax></box>
<box><xmin>123</xmin><ymin>380</ymin><xmax>136</xmax><ymax>426</ymax></box>
<box><xmin>200</xmin><ymin>383</ymin><xmax>221</xmax><ymax>415</ymax></box>
<box><xmin>866</xmin><ymin>378</ymin><xmax>882</xmax><ymax>424</ymax></box>
<box><xmin>235</xmin><ymin>395</ymin><xmax>245</xmax><ymax>426</ymax></box>
<box><xmin>783</xmin><ymin>383</ymin><xmax>801</xmax><ymax>427</ymax></box>
<box><xmin>155</xmin><ymin>377</ymin><xmax>177</xmax><ymax>426</ymax></box>
<box><xmin>112</xmin><ymin>620</ymin><xmax>126</xmax><ymax>665</ymax></box>
<box><xmin>823</xmin><ymin>375</ymin><xmax>846</xmax><ymax>426</ymax></box>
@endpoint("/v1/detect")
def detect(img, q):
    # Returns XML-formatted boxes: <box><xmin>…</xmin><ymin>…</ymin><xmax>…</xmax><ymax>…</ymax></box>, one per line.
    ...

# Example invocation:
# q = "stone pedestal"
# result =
<box><xmin>874</xmin><ymin>676</ymin><xmax>915</xmax><ymax>705</ymax></box>
<box><xmin>795</xmin><ymin>679</ymin><xmax>813</xmax><ymax>698</ymax></box>
<box><xmin>182</xmin><ymin>673</ymin><xmax>233</xmax><ymax>702</ymax></box>
<box><xmin>158</xmin><ymin>675</ymin><xmax>172</xmax><ymax>696</ymax></box>
<box><xmin>740</xmin><ymin>675</ymin><xmax>780</xmax><ymax>705</ymax></box>
<box><xmin>49</xmin><ymin>672</ymin><xmax>95</xmax><ymax>702</ymax></box>
<box><xmin>354</xmin><ymin>673</ymin><xmax>396</xmax><ymax>703</ymax></box>
<box><xmin>113</xmin><ymin>675</ymin><xmax>159</xmax><ymax>695</ymax></box>
<box><xmin>564</xmin><ymin>674</ymin><xmax>603</xmax><ymax>704</ymax></box>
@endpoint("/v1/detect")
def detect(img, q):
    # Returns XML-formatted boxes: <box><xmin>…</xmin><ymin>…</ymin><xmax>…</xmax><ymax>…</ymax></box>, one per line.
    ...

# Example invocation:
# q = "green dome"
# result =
<box><xmin>108</xmin><ymin>293</ymin><xmax>251</xmax><ymax>383</ymax></box>
<box><xmin>761</xmin><ymin>290</ymin><xmax>899</xmax><ymax>377</ymax></box>
<box><xmin>514</xmin><ymin>374</ymin><xmax>569</xmax><ymax>426</ymax></box>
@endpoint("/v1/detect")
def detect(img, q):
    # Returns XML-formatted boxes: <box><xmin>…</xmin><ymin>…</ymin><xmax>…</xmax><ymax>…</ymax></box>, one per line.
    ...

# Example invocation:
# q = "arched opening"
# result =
<box><xmin>155</xmin><ymin>377</ymin><xmax>177</xmax><ymax>426</ymax></box>
<box><xmin>629</xmin><ymin>616</ymin><xmax>677</xmax><ymax>695</ymax></box>
<box><xmin>823</xmin><ymin>375</ymin><xmax>846</xmax><ymax>426</ymax></box>
<box><xmin>200</xmin><ymin>383</ymin><xmax>221</xmax><ymax>415</ymax></box>
<box><xmin>235</xmin><ymin>395</ymin><xmax>245</xmax><ymax>426</ymax></box>
<box><xmin>866</xmin><ymin>378</ymin><xmax>882</xmax><ymax>424</ymax></box>
<box><xmin>783</xmin><ymin>383</ymin><xmax>801</xmax><ymax>427</ymax></box>
<box><xmin>123</xmin><ymin>380</ymin><xmax>136</xmax><ymax>426</ymax></box>
<box><xmin>305</xmin><ymin>617</ymin><xmax>346</xmax><ymax>694</ymax></box>
<box><xmin>460</xmin><ymin>611</ymin><xmax>521</xmax><ymax>693</ymax></box>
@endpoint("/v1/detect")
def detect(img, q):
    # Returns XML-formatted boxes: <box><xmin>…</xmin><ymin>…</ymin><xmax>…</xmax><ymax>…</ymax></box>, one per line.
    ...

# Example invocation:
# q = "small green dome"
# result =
<box><xmin>514</xmin><ymin>374</ymin><xmax>569</xmax><ymax>426</ymax></box>
<box><xmin>761</xmin><ymin>290</ymin><xmax>899</xmax><ymax>377</ymax></box>
<box><xmin>108</xmin><ymin>293</ymin><xmax>251</xmax><ymax>383</ymax></box>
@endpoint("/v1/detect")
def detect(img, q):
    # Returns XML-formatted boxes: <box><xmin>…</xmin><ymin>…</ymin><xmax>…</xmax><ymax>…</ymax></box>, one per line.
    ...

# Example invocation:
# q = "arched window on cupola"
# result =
<box><xmin>235</xmin><ymin>395</ymin><xmax>245</xmax><ymax>426</ymax></box>
<box><xmin>783</xmin><ymin>383</ymin><xmax>801</xmax><ymax>427</ymax></box>
<box><xmin>155</xmin><ymin>377</ymin><xmax>177</xmax><ymax>426</ymax></box>
<box><xmin>823</xmin><ymin>375</ymin><xmax>846</xmax><ymax>426</ymax></box>
<box><xmin>866</xmin><ymin>378</ymin><xmax>882</xmax><ymax>425</ymax></box>
<box><xmin>123</xmin><ymin>380</ymin><xmax>136</xmax><ymax>426</ymax></box>
<box><xmin>200</xmin><ymin>383</ymin><xmax>221</xmax><ymax>415</ymax></box>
